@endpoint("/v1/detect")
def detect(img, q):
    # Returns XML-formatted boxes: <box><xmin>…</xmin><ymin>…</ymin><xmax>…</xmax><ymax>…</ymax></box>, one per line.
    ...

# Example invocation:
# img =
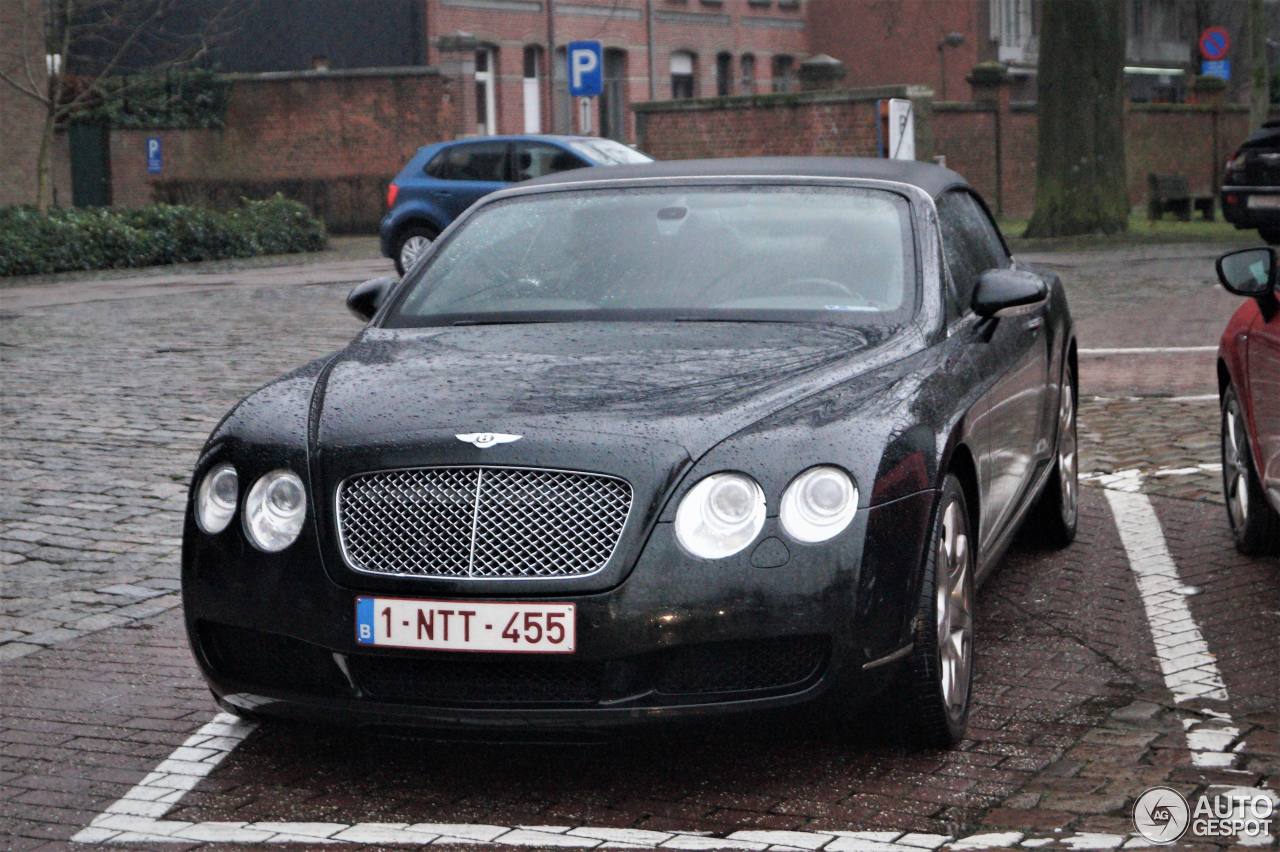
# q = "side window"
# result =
<box><xmin>512</xmin><ymin>143</ymin><xmax>587</xmax><ymax>182</ymax></box>
<box><xmin>424</xmin><ymin>142</ymin><xmax>509</xmax><ymax>182</ymax></box>
<box><xmin>961</xmin><ymin>193</ymin><xmax>1010</xmax><ymax>272</ymax></box>
<box><xmin>936</xmin><ymin>191</ymin><xmax>1009</xmax><ymax>312</ymax></box>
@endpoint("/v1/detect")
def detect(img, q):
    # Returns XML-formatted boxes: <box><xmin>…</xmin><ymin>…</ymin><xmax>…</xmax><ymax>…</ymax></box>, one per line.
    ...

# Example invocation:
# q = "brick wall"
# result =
<box><xmin>807</xmin><ymin>0</ymin><xmax>985</xmax><ymax>103</ymax></box>
<box><xmin>639</xmin><ymin>83</ymin><xmax>1255</xmax><ymax>222</ymax></box>
<box><xmin>930</xmin><ymin>105</ymin><xmax>997</xmax><ymax>204</ymax></box>
<box><xmin>0</xmin><ymin>0</ymin><xmax>47</xmax><ymax>206</ymax></box>
<box><xmin>636</xmin><ymin>86</ymin><xmax>924</xmax><ymax>161</ymax></box>
<box><xmin>1126</xmin><ymin>104</ymin><xmax>1251</xmax><ymax>202</ymax></box>
<box><xmin>108</xmin><ymin>67</ymin><xmax>465</xmax><ymax>231</ymax></box>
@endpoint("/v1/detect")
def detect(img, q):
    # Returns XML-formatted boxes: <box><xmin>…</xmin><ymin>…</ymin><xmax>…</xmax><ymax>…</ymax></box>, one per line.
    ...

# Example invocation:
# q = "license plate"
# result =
<box><xmin>355</xmin><ymin>596</ymin><xmax>575</xmax><ymax>653</ymax></box>
<box><xmin>1247</xmin><ymin>194</ymin><xmax>1280</xmax><ymax>209</ymax></box>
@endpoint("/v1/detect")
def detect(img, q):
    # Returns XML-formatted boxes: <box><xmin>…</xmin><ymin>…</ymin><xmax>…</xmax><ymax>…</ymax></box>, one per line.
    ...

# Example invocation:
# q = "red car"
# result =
<box><xmin>1217</xmin><ymin>247</ymin><xmax>1280</xmax><ymax>554</ymax></box>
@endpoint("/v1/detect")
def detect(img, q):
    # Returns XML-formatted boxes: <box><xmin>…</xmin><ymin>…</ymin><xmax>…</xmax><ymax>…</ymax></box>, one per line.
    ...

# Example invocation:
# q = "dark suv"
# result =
<box><xmin>379</xmin><ymin>136</ymin><xmax>652</xmax><ymax>274</ymax></box>
<box><xmin>1222</xmin><ymin>121</ymin><xmax>1280</xmax><ymax>245</ymax></box>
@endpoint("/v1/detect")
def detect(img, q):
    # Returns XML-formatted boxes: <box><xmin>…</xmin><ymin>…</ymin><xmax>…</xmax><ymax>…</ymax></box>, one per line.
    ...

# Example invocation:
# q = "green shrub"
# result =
<box><xmin>0</xmin><ymin>195</ymin><xmax>326</xmax><ymax>276</ymax></box>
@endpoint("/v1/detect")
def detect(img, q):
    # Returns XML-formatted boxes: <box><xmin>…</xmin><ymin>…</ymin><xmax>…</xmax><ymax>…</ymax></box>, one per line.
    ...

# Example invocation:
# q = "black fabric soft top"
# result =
<box><xmin>520</xmin><ymin>156</ymin><xmax>970</xmax><ymax>199</ymax></box>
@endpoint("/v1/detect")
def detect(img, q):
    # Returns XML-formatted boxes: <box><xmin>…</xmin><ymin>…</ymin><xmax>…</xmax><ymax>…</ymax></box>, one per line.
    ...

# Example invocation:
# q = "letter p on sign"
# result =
<box><xmin>567</xmin><ymin>40</ymin><xmax>603</xmax><ymax>97</ymax></box>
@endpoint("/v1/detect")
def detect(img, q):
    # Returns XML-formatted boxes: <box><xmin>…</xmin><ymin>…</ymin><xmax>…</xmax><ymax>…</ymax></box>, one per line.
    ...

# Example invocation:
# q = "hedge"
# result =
<box><xmin>0</xmin><ymin>195</ymin><xmax>327</xmax><ymax>277</ymax></box>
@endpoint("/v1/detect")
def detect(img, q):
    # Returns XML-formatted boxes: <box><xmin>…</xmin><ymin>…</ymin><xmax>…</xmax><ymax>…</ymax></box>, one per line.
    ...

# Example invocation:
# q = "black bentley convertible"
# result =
<box><xmin>182</xmin><ymin>158</ymin><xmax>1077</xmax><ymax>746</ymax></box>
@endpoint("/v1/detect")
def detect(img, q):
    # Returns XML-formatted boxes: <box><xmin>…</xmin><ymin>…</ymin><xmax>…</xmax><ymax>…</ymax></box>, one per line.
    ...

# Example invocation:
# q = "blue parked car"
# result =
<box><xmin>380</xmin><ymin>135</ymin><xmax>653</xmax><ymax>274</ymax></box>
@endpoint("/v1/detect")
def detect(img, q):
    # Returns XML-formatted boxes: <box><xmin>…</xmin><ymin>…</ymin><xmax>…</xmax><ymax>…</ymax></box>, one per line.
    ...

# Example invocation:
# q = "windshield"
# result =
<box><xmin>569</xmin><ymin>139</ymin><xmax>653</xmax><ymax>165</ymax></box>
<box><xmin>385</xmin><ymin>185</ymin><xmax>917</xmax><ymax>329</ymax></box>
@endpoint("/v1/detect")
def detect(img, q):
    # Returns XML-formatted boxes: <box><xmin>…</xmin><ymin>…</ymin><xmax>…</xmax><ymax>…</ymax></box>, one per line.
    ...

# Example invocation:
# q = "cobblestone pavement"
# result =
<box><xmin>2</xmin><ymin>241</ymin><xmax>1277</xmax><ymax>850</ymax></box>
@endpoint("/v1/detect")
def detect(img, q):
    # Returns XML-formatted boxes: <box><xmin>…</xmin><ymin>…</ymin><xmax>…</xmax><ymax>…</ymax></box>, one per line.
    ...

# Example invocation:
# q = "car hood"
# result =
<box><xmin>316</xmin><ymin>321</ymin><xmax>902</xmax><ymax>459</ymax></box>
<box><xmin>308</xmin><ymin>320</ymin><xmax>915</xmax><ymax>593</ymax></box>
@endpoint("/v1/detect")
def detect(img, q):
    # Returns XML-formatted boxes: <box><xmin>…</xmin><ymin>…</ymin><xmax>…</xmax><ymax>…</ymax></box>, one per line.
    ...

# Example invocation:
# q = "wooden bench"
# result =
<box><xmin>1148</xmin><ymin>173</ymin><xmax>1215</xmax><ymax>221</ymax></box>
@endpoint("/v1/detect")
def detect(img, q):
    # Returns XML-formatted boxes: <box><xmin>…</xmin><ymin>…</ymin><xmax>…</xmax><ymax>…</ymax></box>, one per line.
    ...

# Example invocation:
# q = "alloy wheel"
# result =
<box><xmin>1058</xmin><ymin>385</ymin><xmax>1078</xmax><ymax>524</ymax></box>
<box><xmin>399</xmin><ymin>235</ymin><xmax>432</xmax><ymax>272</ymax></box>
<box><xmin>1223</xmin><ymin>396</ymin><xmax>1250</xmax><ymax>532</ymax></box>
<box><xmin>935</xmin><ymin>499</ymin><xmax>973</xmax><ymax>719</ymax></box>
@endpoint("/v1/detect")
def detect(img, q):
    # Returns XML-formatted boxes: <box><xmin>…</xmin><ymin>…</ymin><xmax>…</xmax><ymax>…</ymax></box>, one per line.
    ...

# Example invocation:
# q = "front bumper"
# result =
<box><xmin>1221</xmin><ymin>187</ymin><xmax>1280</xmax><ymax>228</ymax></box>
<box><xmin>182</xmin><ymin>490</ymin><xmax>934</xmax><ymax>729</ymax></box>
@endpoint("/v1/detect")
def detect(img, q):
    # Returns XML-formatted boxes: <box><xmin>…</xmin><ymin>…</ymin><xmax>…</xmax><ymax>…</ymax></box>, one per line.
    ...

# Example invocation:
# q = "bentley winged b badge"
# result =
<box><xmin>456</xmin><ymin>432</ymin><xmax>522</xmax><ymax>449</ymax></box>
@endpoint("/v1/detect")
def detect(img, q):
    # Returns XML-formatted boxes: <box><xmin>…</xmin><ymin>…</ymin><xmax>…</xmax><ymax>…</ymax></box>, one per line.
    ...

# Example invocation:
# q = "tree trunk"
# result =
<box><xmin>1024</xmin><ymin>0</ymin><xmax>1129</xmax><ymax>237</ymax></box>
<box><xmin>35</xmin><ymin>110</ymin><xmax>56</xmax><ymax>213</ymax></box>
<box><xmin>1246</xmin><ymin>0</ymin><xmax>1270</xmax><ymax>129</ymax></box>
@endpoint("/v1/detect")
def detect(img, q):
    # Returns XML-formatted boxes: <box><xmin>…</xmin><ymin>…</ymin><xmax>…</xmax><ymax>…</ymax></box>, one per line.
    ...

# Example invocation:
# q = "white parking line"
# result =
<box><xmin>1079</xmin><ymin>346</ymin><xmax>1217</xmax><ymax>356</ymax></box>
<box><xmin>1082</xmin><ymin>464</ymin><xmax>1222</xmax><ymax>488</ymax></box>
<box><xmin>71</xmin><ymin>492</ymin><xmax>1258</xmax><ymax>848</ymax></box>
<box><xmin>1103</xmin><ymin>484</ymin><xmax>1240</xmax><ymax>769</ymax></box>
<box><xmin>1085</xmin><ymin>394</ymin><xmax>1219</xmax><ymax>404</ymax></box>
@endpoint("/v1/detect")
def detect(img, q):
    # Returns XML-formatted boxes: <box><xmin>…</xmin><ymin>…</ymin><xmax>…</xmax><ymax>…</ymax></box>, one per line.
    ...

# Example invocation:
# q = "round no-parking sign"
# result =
<box><xmin>1199</xmin><ymin>26</ymin><xmax>1229</xmax><ymax>61</ymax></box>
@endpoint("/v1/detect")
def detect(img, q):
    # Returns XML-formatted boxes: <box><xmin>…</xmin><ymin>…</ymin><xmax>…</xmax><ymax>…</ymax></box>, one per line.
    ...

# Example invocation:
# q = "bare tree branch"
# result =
<box><xmin>0</xmin><ymin>67</ymin><xmax>49</xmax><ymax>103</ymax></box>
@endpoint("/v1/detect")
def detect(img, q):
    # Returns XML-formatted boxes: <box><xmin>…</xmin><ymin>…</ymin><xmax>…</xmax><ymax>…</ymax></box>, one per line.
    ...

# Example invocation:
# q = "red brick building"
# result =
<box><xmin>422</xmin><ymin>0</ymin><xmax>809</xmax><ymax>142</ymax></box>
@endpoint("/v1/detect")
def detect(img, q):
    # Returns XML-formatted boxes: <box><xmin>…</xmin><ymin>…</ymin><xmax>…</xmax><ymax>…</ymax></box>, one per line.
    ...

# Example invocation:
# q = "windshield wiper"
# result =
<box><xmin>450</xmin><ymin>318</ymin><xmax>557</xmax><ymax>326</ymax></box>
<box><xmin>673</xmin><ymin>316</ymin><xmax>793</xmax><ymax>324</ymax></box>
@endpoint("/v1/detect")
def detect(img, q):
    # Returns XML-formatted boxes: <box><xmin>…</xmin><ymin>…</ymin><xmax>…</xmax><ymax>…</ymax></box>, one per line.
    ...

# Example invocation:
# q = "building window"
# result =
<box><xmin>771</xmin><ymin>54</ymin><xmax>794</xmax><ymax>93</ymax></box>
<box><xmin>523</xmin><ymin>45</ymin><xmax>542</xmax><ymax>134</ymax></box>
<box><xmin>600</xmin><ymin>48</ymin><xmax>628</xmax><ymax>141</ymax></box>
<box><xmin>475</xmin><ymin>45</ymin><xmax>497</xmax><ymax>135</ymax></box>
<box><xmin>552</xmin><ymin>46</ymin><xmax>571</xmax><ymax>133</ymax></box>
<box><xmin>671</xmin><ymin>51</ymin><xmax>696</xmax><ymax>99</ymax></box>
<box><xmin>715</xmin><ymin>52</ymin><xmax>733</xmax><ymax>97</ymax></box>
<box><xmin>990</xmin><ymin>0</ymin><xmax>1035</xmax><ymax>63</ymax></box>
<box><xmin>740</xmin><ymin>53</ymin><xmax>755</xmax><ymax>94</ymax></box>
<box><xmin>1130</xmin><ymin>0</ymin><xmax>1180</xmax><ymax>41</ymax></box>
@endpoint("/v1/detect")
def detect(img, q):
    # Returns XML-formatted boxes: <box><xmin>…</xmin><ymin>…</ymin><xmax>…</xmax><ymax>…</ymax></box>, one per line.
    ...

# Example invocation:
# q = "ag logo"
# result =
<box><xmin>1133</xmin><ymin>786</ymin><xmax>1190</xmax><ymax>844</ymax></box>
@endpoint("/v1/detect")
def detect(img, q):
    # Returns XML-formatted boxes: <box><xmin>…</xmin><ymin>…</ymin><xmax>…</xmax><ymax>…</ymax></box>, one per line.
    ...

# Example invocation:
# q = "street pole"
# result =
<box><xmin>1246</xmin><ymin>0</ymin><xmax>1270</xmax><ymax>128</ymax></box>
<box><xmin>646</xmin><ymin>0</ymin><xmax>656</xmax><ymax>101</ymax></box>
<box><xmin>546</xmin><ymin>0</ymin><xmax>558</xmax><ymax>132</ymax></box>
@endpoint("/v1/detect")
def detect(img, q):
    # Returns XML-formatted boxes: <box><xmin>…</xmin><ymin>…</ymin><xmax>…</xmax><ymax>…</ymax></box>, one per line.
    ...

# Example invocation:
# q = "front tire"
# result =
<box><xmin>393</xmin><ymin>225</ymin><xmax>438</xmax><ymax>276</ymax></box>
<box><xmin>905</xmin><ymin>475</ymin><xmax>975</xmax><ymax>748</ymax></box>
<box><xmin>1221</xmin><ymin>385</ymin><xmax>1280</xmax><ymax>555</ymax></box>
<box><xmin>1029</xmin><ymin>365</ymin><xmax>1079</xmax><ymax>548</ymax></box>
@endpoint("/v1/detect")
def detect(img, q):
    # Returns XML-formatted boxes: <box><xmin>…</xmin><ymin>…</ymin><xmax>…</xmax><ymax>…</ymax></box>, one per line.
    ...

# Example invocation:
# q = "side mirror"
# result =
<box><xmin>1216</xmin><ymin>247</ymin><xmax>1276</xmax><ymax>299</ymax></box>
<box><xmin>347</xmin><ymin>276</ymin><xmax>396</xmax><ymax>321</ymax></box>
<box><xmin>971</xmin><ymin>268</ymin><xmax>1048</xmax><ymax>318</ymax></box>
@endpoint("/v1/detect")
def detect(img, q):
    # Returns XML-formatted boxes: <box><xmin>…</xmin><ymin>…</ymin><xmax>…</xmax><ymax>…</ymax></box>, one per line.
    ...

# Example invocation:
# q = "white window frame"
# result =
<box><xmin>522</xmin><ymin>45</ymin><xmax>541</xmax><ymax>134</ymax></box>
<box><xmin>475</xmin><ymin>46</ymin><xmax>497</xmax><ymax>136</ymax></box>
<box><xmin>670</xmin><ymin>51</ymin><xmax>695</xmax><ymax>99</ymax></box>
<box><xmin>990</xmin><ymin>0</ymin><xmax>1034</xmax><ymax>63</ymax></box>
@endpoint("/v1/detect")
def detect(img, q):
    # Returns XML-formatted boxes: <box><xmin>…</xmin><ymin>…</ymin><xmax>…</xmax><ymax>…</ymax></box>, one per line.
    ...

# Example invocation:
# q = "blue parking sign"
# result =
<box><xmin>146</xmin><ymin>137</ymin><xmax>162</xmax><ymax>174</ymax></box>
<box><xmin>1200</xmin><ymin>59</ymin><xmax>1230</xmax><ymax>81</ymax></box>
<box><xmin>567</xmin><ymin>41</ymin><xmax>603</xmax><ymax>97</ymax></box>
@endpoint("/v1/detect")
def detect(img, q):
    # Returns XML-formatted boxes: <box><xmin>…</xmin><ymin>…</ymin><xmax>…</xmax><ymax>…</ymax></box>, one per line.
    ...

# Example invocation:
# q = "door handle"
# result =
<box><xmin>1025</xmin><ymin>317</ymin><xmax>1043</xmax><ymax>331</ymax></box>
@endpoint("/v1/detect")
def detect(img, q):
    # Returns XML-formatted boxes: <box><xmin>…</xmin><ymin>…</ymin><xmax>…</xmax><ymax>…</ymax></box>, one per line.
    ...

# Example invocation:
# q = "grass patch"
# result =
<box><xmin>1000</xmin><ymin>212</ymin><xmax>1259</xmax><ymax>252</ymax></box>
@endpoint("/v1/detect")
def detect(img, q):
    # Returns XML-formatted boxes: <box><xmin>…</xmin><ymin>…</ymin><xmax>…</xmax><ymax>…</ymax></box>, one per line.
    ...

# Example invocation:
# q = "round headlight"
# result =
<box><xmin>243</xmin><ymin>470</ymin><xmax>307</xmax><ymax>552</ymax></box>
<box><xmin>195</xmin><ymin>464</ymin><xmax>238</xmax><ymax>534</ymax></box>
<box><xmin>674</xmin><ymin>472</ymin><xmax>766</xmax><ymax>559</ymax></box>
<box><xmin>780</xmin><ymin>466</ymin><xmax>858</xmax><ymax>543</ymax></box>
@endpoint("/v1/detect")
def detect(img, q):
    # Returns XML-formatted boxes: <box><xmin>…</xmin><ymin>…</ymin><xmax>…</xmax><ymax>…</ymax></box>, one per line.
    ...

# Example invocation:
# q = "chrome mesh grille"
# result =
<box><xmin>337</xmin><ymin>467</ymin><xmax>632</xmax><ymax>579</ymax></box>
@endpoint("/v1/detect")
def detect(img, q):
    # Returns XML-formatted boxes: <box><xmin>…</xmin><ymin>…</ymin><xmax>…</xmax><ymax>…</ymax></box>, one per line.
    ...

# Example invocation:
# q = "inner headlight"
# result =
<box><xmin>674</xmin><ymin>472</ymin><xmax>766</xmax><ymax>559</ymax></box>
<box><xmin>780</xmin><ymin>466</ymin><xmax>858</xmax><ymax>543</ymax></box>
<box><xmin>195</xmin><ymin>463</ymin><xmax>238</xmax><ymax>534</ymax></box>
<box><xmin>243</xmin><ymin>469</ymin><xmax>307</xmax><ymax>552</ymax></box>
